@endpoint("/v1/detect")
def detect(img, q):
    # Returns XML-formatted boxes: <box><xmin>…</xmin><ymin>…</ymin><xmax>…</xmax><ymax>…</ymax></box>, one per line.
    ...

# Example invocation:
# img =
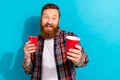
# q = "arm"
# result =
<box><xmin>67</xmin><ymin>45</ymin><xmax>89</xmax><ymax>67</ymax></box>
<box><xmin>65</xmin><ymin>32</ymin><xmax>89</xmax><ymax>67</ymax></box>
<box><xmin>22</xmin><ymin>41</ymin><xmax>36</xmax><ymax>74</ymax></box>
<box><xmin>75</xmin><ymin>47</ymin><xmax>88</xmax><ymax>67</ymax></box>
<box><xmin>22</xmin><ymin>58</ymin><xmax>33</xmax><ymax>74</ymax></box>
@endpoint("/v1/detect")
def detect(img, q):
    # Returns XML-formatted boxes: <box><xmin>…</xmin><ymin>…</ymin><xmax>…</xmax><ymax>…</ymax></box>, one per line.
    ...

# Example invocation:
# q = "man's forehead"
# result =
<box><xmin>42</xmin><ymin>9</ymin><xmax>59</xmax><ymax>15</ymax></box>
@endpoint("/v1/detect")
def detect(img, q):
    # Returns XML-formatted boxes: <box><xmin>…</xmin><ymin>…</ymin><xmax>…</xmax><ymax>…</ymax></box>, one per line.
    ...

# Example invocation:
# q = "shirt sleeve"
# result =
<box><xmin>75</xmin><ymin>47</ymin><xmax>89</xmax><ymax>67</ymax></box>
<box><xmin>22</xmin><ymin>59</ymin><xmax>33</xmax><ymax>74</ymax></box>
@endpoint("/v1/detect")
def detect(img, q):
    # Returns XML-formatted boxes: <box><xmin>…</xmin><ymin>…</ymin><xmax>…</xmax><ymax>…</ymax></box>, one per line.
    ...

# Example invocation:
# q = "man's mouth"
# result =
<box><xmin>45</xmin><ymin>25</ymin><xmax>53</xmax><ymax>30</ymax></box>
<box><xmin>46</xmin><ymin>25</ymin><xmax>52</xmax><ymax>27</ymax></box>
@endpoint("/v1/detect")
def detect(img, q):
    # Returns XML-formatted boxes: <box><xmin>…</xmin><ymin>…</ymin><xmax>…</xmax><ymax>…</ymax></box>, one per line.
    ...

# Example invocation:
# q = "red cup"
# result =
<box><xmin>28</xmin><ymin>36</ymin><xmax>38</xmax><ymax>61</ymax></box>
<box><xmin>28</xmin><ymin>36</ymin><xmax>38</xmax><ymax>47</ymax></box>
<box><xmin>66</xmin><ymin>36</ymin><xmax>80</xmax><ymax>56</ymax></box>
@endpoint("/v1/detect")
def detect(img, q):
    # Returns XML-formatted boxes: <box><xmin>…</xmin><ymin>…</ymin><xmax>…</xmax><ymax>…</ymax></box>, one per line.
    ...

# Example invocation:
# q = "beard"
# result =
<box><xmin>40</xmin><ymin>22</ymin><xmax>59</xmax><ymax>39</ymax></box>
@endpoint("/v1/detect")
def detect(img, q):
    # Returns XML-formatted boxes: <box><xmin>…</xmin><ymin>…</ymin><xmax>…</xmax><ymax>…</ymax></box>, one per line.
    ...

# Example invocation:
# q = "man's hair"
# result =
<box><xmin>41</xmin><ymin>3</ymin><xmax>61</xmax><ymax>17</ymax></box>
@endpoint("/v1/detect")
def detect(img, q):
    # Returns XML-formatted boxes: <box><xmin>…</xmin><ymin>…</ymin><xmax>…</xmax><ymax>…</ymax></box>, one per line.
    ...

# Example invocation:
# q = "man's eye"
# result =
<box><xmin>44</xmin><ymin>16</ymin><xmax>48</xmax><ymax>19</ymax></box>
<box><xmin>52</xmin><ymin>18</ymin><xmax>56</xmax><ymax>20</ymax></box>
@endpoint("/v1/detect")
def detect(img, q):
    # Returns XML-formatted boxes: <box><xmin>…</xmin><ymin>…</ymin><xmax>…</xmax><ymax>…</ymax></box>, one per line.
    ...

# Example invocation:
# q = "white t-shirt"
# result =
<box><xmin>41</xmin><ymin>39</ymin><xmax>58</xmax><ymax>80</ymax></box>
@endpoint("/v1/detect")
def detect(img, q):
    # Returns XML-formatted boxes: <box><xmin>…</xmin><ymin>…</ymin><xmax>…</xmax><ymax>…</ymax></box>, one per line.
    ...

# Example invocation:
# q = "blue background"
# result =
<box><xmin>0</xmin><ymin>0</ymin><xmax>120</xmax><ymax>80</ymax></box>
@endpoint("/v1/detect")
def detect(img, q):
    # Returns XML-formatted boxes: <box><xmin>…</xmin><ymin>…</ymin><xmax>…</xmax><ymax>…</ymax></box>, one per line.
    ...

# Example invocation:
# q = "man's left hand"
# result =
<box><xmin>67</xmin><ymin>45</ymin><xmax>82</xmax><ymax>65</ymax></box>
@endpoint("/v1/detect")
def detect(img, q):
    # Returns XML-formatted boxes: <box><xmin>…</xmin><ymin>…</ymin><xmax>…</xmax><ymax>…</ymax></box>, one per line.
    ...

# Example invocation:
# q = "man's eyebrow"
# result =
<box><xmin>42</xmin><ymin>14</ymin><xmax>57</xmax><ymax>17</ymax></box>
<box><xmin>43</xmin><ymin>13</ymin><xmax>47</xmax><ymax>16</ymax></box>
<box><xmin>53</xmin><ymin>15</ymin><xmax>57</xmax><ymax>17</ymax></box>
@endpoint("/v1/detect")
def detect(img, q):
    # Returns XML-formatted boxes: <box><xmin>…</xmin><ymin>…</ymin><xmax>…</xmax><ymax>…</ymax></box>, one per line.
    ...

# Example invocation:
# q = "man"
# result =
<box><xmin>22</xmin><ymin>3</ymin><xmax>88</xmax><ymax>80</ymax></box>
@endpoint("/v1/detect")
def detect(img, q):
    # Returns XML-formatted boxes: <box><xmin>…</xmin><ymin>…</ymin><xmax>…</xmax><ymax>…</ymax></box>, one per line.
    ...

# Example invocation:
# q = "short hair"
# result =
<box><xmin>41</xmin><ymin>3</ymin><xmax>61</xmax><ymax>17</ymax></box>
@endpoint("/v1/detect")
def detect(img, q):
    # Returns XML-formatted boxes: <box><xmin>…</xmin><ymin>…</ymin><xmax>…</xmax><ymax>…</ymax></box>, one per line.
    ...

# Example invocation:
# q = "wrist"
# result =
<box><xmin>24</xmin><ymin>57</ymin><xmax>32</xmax><ymax>67</ymax></box>
<box><xmin>25</xmin><ymin>58</ymin><xmax>31</xmax><ymax>62</ymax></box>
<box><xmin>24</xmin><ymin>55</ymin><xmax>31</xmax><ymax>60</ymax></box>
<box><xmin>75</xmin><ymin>53</ymin><xmax>86</xmax><ymax>67</ymax></box>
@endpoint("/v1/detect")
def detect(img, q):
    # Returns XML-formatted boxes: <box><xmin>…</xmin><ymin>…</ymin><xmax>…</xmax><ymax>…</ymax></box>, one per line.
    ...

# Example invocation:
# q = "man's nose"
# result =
<box><xmin>48</xmin><ymin>19</ymin><xmax>52</xmax><ymax>24</ymax></box>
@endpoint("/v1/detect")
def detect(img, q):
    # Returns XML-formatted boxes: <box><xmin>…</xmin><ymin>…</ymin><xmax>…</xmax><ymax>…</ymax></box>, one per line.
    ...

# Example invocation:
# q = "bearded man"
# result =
<box><xmin>22</xmin><ymin>3</ymin><xmax>88</xmax><ymax>80</ymax></box>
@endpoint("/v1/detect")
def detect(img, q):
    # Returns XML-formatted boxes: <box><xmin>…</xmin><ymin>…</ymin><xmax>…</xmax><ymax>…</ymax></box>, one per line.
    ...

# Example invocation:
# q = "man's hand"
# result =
<box><xmin>24</xmin><ymin>41</ymin><xmax>36</xmax><ymax>60</ymax></box>
<box><xmin>67</xmin><ymin>45</ymin><xmax>82</xmax><ymax>65</ymax></box>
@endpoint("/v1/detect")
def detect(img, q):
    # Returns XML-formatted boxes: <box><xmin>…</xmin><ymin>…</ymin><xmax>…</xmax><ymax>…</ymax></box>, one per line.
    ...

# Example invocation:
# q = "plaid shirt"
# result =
<box><xmin>22</xmin><ymin>28</ymin><xmax>88</xmax><ymax>80</ymax></box>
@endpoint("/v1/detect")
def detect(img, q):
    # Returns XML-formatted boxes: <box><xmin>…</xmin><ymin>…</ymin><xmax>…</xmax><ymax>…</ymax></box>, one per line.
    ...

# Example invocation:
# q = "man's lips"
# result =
<box><xmin>45</xmin><ymin>25</ymin><xmax>52</xmax><ymax>27</ymax></box>
<box><xmin>45</xmin><ymin>25</ymin><xmax>53</xmax><ymax>30</ymax></box>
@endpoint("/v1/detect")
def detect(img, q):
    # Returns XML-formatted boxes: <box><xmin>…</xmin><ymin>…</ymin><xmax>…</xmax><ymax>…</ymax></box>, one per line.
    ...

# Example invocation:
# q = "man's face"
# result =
<box><xmin>40</xmin><ymin>9</ymin><xmax>59</xmax><ymax>39</ymax></box>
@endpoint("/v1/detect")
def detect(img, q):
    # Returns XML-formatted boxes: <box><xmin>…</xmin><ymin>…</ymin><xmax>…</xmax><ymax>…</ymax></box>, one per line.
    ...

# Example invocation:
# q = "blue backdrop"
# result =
<box><xmin>0</xmin><ymin>0</ymin><xmax>120</xmax><ymax>80</ymax></box>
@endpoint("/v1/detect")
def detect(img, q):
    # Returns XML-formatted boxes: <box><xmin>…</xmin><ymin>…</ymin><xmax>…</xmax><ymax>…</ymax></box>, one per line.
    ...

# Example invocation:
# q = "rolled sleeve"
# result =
<box><xmin>22</xmin><ymin>59</ymin><xmax>33</xmax><ymax>74</ymax></box>
<box><xmin>75</xmin><ymin>48</ymin><xmax>89</xmax><ymax>67</ymax></box>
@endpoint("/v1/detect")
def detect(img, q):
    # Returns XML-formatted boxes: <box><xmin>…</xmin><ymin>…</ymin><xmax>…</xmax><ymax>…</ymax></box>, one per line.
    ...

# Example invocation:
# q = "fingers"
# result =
<box><xmin>67</xmin><ymin>45</ymin><xmax>82</xmax><ymax>64</ymax></box>
<box><xmin>75</xmin><ymin>45</ymin><xmax>82</xmax><ymax>50</ymax></box>
<box><xmin>67</xmin><ymin>55</ymin><xmax>78</xmax><ymax>63</ymax></box>
<box><xmin>67</xmin><ymin>52</ymin><xmax>80</xmax><ymax>64</ymax></box>
<box><xmin>24</xmin><ymin>41</ymin><xmax>36</xmax><ymax>50</ymax></box>
<box><xmin>24</xmin><ymin>41</ymin><xmax>37</xmax><ymax>59</ymax></box>
<box><xmin>68</xmin><ymin>45</ymin><xmax>82</xmax><ymax>54</ymax></box>
<box><xmin>25</xmin><ymin>41</ymin><xmax>34</xmax><ymax>48</ymax></box>
<box><xmin>26</xmin><ymin>49</ymin><xmax>36</xmax><ymax>54</ymax></box>
<box><xmin>67</xmin><ymin>52</ymin><xmax>79</xmax><ymax>58</ymax></box>
<box><xmin>68</xmin><ymin>49</ymin><xmax>80</xmax><ymax>54</ymax></box>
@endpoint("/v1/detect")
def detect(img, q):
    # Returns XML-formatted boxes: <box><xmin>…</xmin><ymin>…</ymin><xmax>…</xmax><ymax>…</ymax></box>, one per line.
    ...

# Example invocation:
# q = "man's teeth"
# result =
<box><xmin>46</xmin><ymin>26</ymin><xmax>52</xmax><ymax>27</ymax></box>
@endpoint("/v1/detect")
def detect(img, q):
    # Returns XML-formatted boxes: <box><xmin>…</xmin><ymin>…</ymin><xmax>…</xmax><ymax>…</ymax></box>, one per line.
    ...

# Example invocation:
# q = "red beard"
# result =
<box><xmin>40</xmin><ymin>23</ymin><xmax>58</xmax><ymax>39</ymax></box>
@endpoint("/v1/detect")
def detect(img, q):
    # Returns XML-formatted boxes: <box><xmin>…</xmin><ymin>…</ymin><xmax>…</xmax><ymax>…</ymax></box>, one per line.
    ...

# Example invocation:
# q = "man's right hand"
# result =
<box><xmin>24</xmin><ymin>41</ymin><xmax>37</xmax><ymax>60</ymax></box>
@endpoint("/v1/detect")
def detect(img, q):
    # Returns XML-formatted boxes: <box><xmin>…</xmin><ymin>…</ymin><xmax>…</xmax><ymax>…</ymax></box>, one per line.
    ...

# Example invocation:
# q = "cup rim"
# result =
<box><xmin>66</xmin><ymin>36</ymin><xmax>80</xmax><ymax>41</ymax></box>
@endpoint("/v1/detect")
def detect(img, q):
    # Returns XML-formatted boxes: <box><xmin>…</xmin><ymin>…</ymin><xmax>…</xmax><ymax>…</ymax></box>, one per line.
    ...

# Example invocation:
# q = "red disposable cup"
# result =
<box><xmin>66</xmin><ymin>36</ymin><xmax>80</xmax><ymax>57</ymax></box>
<box><xmin>28</xmin><ymin>36</ymin><xmax>38</xmax><ymax>60</ymax></box>
<box><xmin>28</xmin><ymin>36</ymin><xmax>38</xmax><ymax>47</ymax></box>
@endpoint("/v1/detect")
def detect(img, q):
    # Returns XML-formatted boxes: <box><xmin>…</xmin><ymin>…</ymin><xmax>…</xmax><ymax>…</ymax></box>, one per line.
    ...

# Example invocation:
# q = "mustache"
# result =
<box><xmin>44</xmin><ymin>23</ymin><xmax>53</xmax><ymax>27</ymax></box>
